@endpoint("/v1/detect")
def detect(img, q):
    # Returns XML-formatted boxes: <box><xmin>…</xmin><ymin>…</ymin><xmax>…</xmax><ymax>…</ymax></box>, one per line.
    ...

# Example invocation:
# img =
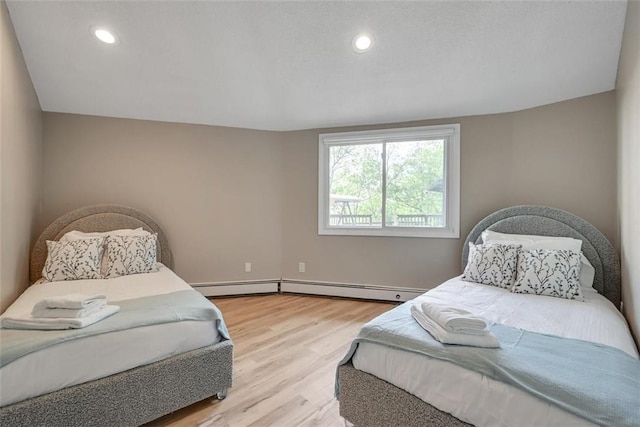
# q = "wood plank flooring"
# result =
<box><xmin>149</xmin><ymin>294</ymin><xmax>395</xmax><ymax>427</ymax></box>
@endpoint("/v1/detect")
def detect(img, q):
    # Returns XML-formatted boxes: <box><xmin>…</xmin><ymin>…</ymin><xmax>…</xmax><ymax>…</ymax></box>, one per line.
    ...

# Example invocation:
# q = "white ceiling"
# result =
<box><xmin>7</xmin><ymin>1</ymin><xmax>627</xmax><ymax>131</ymax></box>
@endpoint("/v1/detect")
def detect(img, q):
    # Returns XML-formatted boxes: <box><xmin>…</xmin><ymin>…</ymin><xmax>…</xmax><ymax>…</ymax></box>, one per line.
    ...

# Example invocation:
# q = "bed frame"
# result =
<box><xmin>0</xmin><ymin>204</ymin><xmax>233</xmax><ymax>427</ymax></box>
<box><xmin>339</xmin><ymin>205</ymin><xmax>621</xmax><ymax>427</ymax></box>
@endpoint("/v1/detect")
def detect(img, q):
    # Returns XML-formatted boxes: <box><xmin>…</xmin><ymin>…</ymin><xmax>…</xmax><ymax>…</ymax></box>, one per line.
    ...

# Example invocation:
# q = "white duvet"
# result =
<box><xmin>0</xmin><ymin>265</ymin><xmax>220</xmax><ymax>407</ymax></box>
<box><xmin>352</xmin><ymin>276</ymin><xmax>638</xmax><ymax>427</ymax></box>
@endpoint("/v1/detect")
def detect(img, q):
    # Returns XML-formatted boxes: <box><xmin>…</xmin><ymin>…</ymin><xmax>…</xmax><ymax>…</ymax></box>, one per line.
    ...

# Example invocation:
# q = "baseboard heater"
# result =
<box><xmin>191</xmin><ymin>279</ymin><xmax>279</xmax><ymax>297</ymax></box>
<box><xmin>280</xmin><ymin>279</ymin><xmax>425</xmax><ymax>302</ymax></box>
<box><xmin>192</xmin><ymin>279</ymin><xmax>426</xmax><ymax>302</ymax></box>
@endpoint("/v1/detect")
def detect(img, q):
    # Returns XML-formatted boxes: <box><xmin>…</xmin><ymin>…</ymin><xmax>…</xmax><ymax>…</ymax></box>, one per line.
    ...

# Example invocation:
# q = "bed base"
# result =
<box><xmin>338</xmin><ymin>363</ymin><xmax>470</xmax><ymax>427</ymax></box>
<box><xmin>0</xmin><ymin>340</ymin><xmax>233</xmax><ymax>427</ymax></box>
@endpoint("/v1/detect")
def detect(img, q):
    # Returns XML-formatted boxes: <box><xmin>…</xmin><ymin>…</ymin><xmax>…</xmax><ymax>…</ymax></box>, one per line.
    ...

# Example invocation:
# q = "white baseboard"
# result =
<box><xmin>190</xmin><ymin>278</ymin><xmax>426</xmax><ymax>302</ymax></box>
<box><xmin>191</xmin><ymin>280</ymin><xmax>279</xmax><ymax>297</ymax></box>
<box><xmin>280</xmin><ymin>280</ymin><xmax>425</xmax><ymax>302</ymax></box>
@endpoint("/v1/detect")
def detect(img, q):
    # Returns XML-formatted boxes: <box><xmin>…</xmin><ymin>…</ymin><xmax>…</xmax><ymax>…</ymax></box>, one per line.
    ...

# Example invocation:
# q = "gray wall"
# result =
<box><xmin>42</xmin><ymin>114</ymin><xmax>283</xmax><ymax>284</ymax></box>
<box><xmin>0</xmin><ymin>1</ymin><xmax>43</xmax><ymax>312</ymax></box>
<box><xmin>281</xmin><ymin>93</ymin><xmax>618</xmax><ymax>288</ymax></box>
<box><xmin>42</xmin><ymin>92</ymin><xmax>617</xmax><ymax>292</ymax></box>
<box><xmin>617</xmin><ymin>0</ymin><xmax>640</xmax><ymax>343</ymax></box>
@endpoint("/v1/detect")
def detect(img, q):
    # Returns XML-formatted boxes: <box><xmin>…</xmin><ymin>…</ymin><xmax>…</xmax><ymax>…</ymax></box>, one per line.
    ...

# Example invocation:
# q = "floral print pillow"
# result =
<box><xmin>512</xmin><ymin>249</ymin><xmax>583</xmax><ymax>300</ymax></box>
<box><xmin>462</xmin><ymin>242</ymin><xmax>521</xmax><ymax>289</ymax></box>
<box><xmin>105</xmin><ymin>234</ymin><xmax>158</xmax><ymax>278</ymax></box>
<box><xmin>42</xmin><ymin>238</ymin><xmax>105</xmax><ymax>282</ymax></box>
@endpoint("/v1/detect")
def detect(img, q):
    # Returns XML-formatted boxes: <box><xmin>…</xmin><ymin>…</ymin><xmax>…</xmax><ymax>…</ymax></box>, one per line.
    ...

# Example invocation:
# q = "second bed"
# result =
<box><xmin>338</xmin><ymin>205</ymin><xmax>639</xmax><ymax>427</ymax></box>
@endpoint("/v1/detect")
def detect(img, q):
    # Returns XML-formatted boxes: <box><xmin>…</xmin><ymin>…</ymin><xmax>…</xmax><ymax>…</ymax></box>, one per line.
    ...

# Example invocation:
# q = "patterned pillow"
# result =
<box><xmin>462</xmin><ymin>242</ymin><xmax>520</xmax><ymax>288</ymax></box>
<box><xmin>512</xmin><ymin>249</ymin><xmax>583</xmax><ymax>300</ymax></box>
<box><xmin>105</xmin><ymin>234</ymin><xmax>159</xmax><ymax>278</ymax></box>
<box><xmin>42</xmin><ymin>238</ymin><xmax>105</xmax><ymax>282</ymax></box>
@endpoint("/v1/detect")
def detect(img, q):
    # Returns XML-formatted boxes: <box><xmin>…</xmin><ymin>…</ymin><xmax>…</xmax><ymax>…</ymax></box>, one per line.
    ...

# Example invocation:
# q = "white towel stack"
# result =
<box><xmin>420</xmin><ymin>302</ymin><xmax>490</xmax><ymax>335</ymax></box>
<box><xmin>32</xmin><ymin>293</ymin><xmax>108</xmax><ymax>318</ymax></box>
<box><xmin>411</xmin><ymin>301</ymin><xmax>500</xmax><ymax>348</ymax></box>
<box><xmin>1</xmin><ymin>294</ymin><xmax>120</xmax><ymax>330</ymax></box>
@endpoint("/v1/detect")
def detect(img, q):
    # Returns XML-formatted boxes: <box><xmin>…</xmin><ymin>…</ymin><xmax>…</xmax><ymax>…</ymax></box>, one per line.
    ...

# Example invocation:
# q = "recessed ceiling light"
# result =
<box><xmin>93</xmin><ymin>27</ymin><xmax>117</xmax><ymax>44</ymax></box>
<box><xmin>353</xmin><ymin>34</ymin><xmax>373</xmax><ymax>53</ymax></box>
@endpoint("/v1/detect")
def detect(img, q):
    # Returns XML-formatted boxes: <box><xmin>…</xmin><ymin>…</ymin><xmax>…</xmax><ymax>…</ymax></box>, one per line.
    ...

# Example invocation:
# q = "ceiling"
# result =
<box><xmin>7</xmin><ymin>1</ymin><xmax>628</xmax><ymax>131</ymax></box>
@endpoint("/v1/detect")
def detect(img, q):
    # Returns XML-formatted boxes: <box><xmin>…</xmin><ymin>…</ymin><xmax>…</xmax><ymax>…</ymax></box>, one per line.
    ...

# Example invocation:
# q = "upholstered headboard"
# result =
<box><xmin>31</xmin><ymin>204</ymin><xmax>173</xmax><ymax>284</ymax></box>
<box><xmin>462</xmin><ymin>205</ymin><xmax>621</xmax><ymax>309</ymax></box>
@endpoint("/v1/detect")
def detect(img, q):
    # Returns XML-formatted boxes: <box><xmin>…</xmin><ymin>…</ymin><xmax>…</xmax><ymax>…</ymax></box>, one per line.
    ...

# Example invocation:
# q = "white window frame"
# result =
<box><xmin>318</xmin><ymin>124</ymin><xmax>460</xmax><ymax>238</ymax></box>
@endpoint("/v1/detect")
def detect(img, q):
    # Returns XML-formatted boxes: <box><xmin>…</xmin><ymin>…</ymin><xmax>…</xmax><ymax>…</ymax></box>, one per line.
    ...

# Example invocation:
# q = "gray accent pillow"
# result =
<box><xmin>512</xmin><ymin>249</ymin><xmax>583</xmax><ymax>300</ymax></box>
<box><xmin>105</xmin><ymin>234</ymin><xmax>159</xmax><ymax>278</ymax></box>
<box><xmin>462</xmin><ymin>242</ymin><xmax>520</xmax><ymax>289</ymax></box>
<box><xmin>42</xmin><ymin>238</ymin><xmax>105</xmax><ymax>282</ymax></box>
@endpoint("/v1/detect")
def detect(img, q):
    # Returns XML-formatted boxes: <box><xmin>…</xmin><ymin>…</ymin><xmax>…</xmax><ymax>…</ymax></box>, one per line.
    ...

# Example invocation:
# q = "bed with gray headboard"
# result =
<box><xmin>0</xmin><ymin>204</ymin><xmax>233</xmax><ymax>427</ymax></box>
<box><xmin>338</xmin><ymin>205</ymin><xmax>636</xmax><ymax>427</ymax></box>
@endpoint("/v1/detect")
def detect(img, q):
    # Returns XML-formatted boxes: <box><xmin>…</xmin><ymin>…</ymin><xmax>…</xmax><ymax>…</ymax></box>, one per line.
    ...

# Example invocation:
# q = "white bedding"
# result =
<box><xmin>352</xmin><ymin>276</ymin><xmax>639</xmax><ymax>427</ymax></box>
<box><xmin>0</xmin><ymin>265</ymin><xmax>220</xmax><ymax>407</ymax></box>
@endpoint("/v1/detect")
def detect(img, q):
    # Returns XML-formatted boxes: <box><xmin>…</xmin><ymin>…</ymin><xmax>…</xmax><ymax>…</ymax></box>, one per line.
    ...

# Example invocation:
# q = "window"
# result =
<box><xmin>318</xmin><ymin>124</ymin><xmax>460</xmax><ymax>238</ymax></box>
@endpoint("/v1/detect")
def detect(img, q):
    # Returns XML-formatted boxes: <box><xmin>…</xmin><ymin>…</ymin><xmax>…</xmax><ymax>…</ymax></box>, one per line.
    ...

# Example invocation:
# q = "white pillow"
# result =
<box><xmin>511</xmin><ymin>249</ymin><xmax>583</xmax><ymax>301</ymax></box>
<box><xmin>59</xmin><ymin>228</ymin><xmax>150</xmax><ymax>241</ymax></box>
<box><xmin>481</xmin><ymin>230</ymin><xmax>596</xmax><ymax>291</ymax></box>
<box><xmin>462</xmin><ymin>242</ymin><xmax>521</xmax><ymax>289</ymax></box>
<box><xmin>42</xmin><ymin>238</ymin><xmax>105</xmax><ymax>282</ymax></box>
<box><xmin>579</xmin><ymin>257</ymin><xmax>596</xmax><ymax>291</ymax></box>
<box><xmin>481</xmin><ymin>230</ymin><xmax>582</xmax><ymax>252</ymax></box>
<box><xmin>104</xmin><ymin>234</ymin><xmax>159</xmax><ymax>278</ymax></box>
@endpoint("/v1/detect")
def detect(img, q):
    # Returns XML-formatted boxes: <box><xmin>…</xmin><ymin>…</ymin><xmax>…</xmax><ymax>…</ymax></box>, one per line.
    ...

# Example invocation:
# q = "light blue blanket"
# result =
<box><xmin>0</xmin><ymin>290</ymin><xmax>230</xmax><ymax>368</ymax></box>
<box><xmin>337</xmin><ymin>302</ymin><xmax>640</xmax><ymax>426</ymax></box>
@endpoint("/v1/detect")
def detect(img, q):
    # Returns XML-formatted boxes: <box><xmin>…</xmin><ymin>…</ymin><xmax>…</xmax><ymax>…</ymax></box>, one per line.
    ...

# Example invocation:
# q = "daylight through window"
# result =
<box><xmin>318</xmin><ymin>125</ymin><xmax>460</xmax><ymax>238</ymax></box>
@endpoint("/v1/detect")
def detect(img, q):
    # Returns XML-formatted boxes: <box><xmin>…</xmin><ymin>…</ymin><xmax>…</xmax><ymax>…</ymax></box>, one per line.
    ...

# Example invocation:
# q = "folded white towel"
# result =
<box><xmin>31</xmin><ymin>300</ymin><xmax>107</xmax><ymax>319</ymax></box>
<box><xmin>421</xmin><ymin>301</ymin><xmax>489</xmax><ymax>335</ymax></box>
<box><xmin>1</xmin><ymin>305</ymin><xmax>120</xmax><ymax>330</ymax></box>
<box><xmin>37</xmin><ymin>293</ymin><xmax>106</xmax><ymax>309</ymax></box>
<box><xmin>411</xmin><ymin>304</ymin><xmax>499</xmax><ymax>348</ymax></box>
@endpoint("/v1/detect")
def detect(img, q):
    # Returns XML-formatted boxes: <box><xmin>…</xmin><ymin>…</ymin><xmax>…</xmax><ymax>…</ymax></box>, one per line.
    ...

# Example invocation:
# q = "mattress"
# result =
<box><xmin>0</xmin><ymin>265</ymin><xmax>220</xmax><ymax>407</ymax></box>
<box><xmin>352</xmin><ymin>276</ymin><xmax>639</xmax><ymax>427</ymax></box>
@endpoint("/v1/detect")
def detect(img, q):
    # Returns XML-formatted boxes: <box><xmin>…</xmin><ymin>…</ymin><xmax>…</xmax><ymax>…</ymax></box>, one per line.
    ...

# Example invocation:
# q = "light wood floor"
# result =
<box><xmin>149</xmin><ymin>294</ymin><xmax>395</xmax><ymax>427</ymax></box>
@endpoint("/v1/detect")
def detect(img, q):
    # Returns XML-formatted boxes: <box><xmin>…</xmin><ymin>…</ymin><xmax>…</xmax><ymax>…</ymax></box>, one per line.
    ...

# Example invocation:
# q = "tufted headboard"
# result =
<box><xmin>31</xmin><ymin>204</ymin><xmax>173</xmax><ymax>284</ymax></box>
<box><xmin>462</xmin><ymin>205</ymin><xmax>621</xmax><ymax>309</ymax></box>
